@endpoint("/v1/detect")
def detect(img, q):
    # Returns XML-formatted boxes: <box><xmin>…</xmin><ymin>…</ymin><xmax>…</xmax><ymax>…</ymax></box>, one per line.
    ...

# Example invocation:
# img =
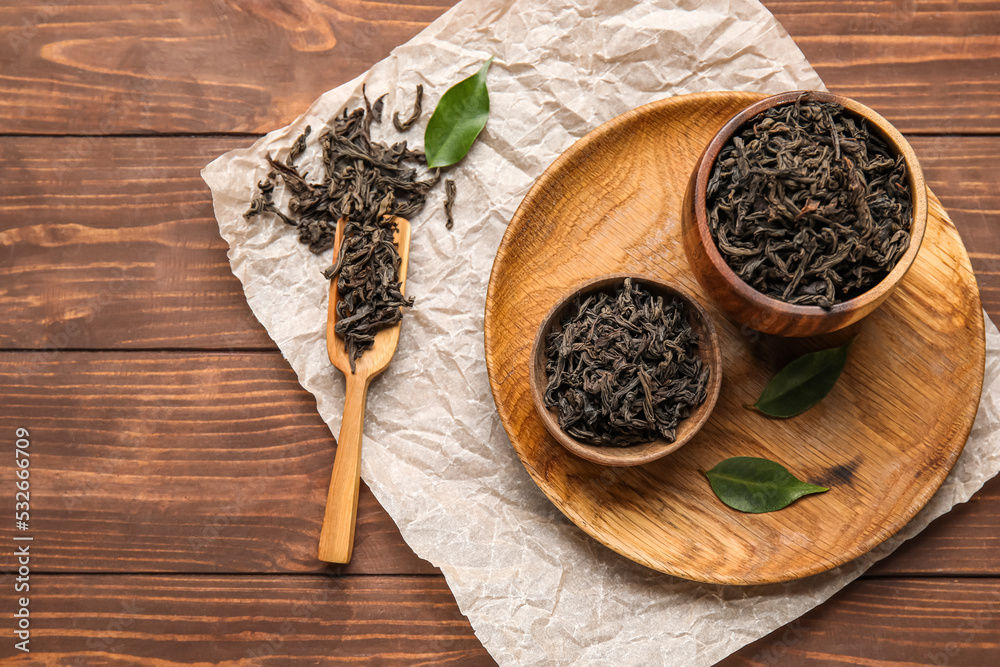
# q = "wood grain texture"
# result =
<box><xmin>484</xmin><ymin>92</ymin><xmax>985</xmax><ymax>585</ymax></box>
<box><xmin>0</xmin><ymin>1</ymin><xmax>998</xmax><ymax>134</ymax></box>
<box><xmin>0</xmin><ymin>351</ymin><xmax>435</xmax><ymax>575</ymax></box>
<box><xmin>721</xmin><ymin>578</ymin><xmax>1000</xmax><ymax>666</ymax></box>
<box><xmin>0</xmin><ymin>575</ymin><xmax>496</xmax><ymax>665</ymax></box>
<box><xmin>0</xmin><ymin>349</ymin><xmax>997</xmax><ymax>577</ymax></box>
<box><xmin>768</xmin><ymin>0</ymin><xmax>1000</xmax><ymax>134</ymax></box>
<box><xmin>0</xmin><ymin>575</ymin><xmax>997</xmax><ymax>665</ymax></box>
<box><xmin>0</xmin><ymin>0</ymin><xmax>455</xmax><ymax>134</ymax></box>
<box><xmin>0</xmin><ymin>136</ymin><xmax>274</xmax><ymax>350</ymax></box>
<box><xmin>1</xmin><ymin>135</ymin><xmax>996</xmax><ymax>353</ymax></box>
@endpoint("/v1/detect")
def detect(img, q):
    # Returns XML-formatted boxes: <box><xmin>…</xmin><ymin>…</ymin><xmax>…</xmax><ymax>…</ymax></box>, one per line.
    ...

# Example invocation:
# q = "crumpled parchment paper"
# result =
<box><xmin>202</xmin><ymin>0</ymin><xmax>1000</xmax><ymax>664</ymax></box>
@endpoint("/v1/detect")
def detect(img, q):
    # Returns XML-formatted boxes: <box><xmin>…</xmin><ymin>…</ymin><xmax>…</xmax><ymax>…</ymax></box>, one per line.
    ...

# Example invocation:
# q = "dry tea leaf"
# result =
<box><xmin>244</xmin><ymin>88</ymin><xmax>438</xmax><ymax>371</ymax></box>
<box><xmin>393</xmin><ymin>84</ymin><xmax>423</xmax><ymax>132</ymax></box>
<box><xmin>704</xmin><ymin>457</ymin><xmax>828</xmax><ymax>513</ymax></box>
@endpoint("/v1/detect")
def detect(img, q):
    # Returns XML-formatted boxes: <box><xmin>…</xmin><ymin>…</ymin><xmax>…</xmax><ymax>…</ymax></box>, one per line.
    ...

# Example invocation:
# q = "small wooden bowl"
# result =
<box><xmin>681</xmin><ymin>91</ymin><xmax>928</xmax><ymax>337</ymax></box>
<box><xmin>529</xmin><ymin>274</ymin><xmax>723</xmax><ymax>467</ymax></box>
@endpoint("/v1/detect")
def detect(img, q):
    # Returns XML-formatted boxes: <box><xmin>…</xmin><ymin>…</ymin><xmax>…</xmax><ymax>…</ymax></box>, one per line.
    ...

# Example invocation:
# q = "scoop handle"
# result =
<box><xmin>318</xmin><ymin>373</ymin><xmax>369</xmax><ymax>563</ymax></box>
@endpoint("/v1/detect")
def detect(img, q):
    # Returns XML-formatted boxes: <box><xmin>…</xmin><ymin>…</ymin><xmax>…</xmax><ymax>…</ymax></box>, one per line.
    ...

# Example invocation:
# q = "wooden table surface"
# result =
<box><xmin>1</xmin><ymin>0</ymin><xmax>998</xmax><ymax>664</ymax></box>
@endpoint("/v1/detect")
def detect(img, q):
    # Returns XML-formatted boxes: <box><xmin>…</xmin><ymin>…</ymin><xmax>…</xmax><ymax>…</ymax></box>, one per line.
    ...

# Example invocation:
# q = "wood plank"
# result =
<box><xmin>722</xmin><ymin>578</ymin><xmax>1000</xmax><ymax>666</ymax></box>
<box><xmin>0</xmin><ymin>0</ymin><xmax>455</xmax><ymax>134</ymax></box>
<box><xmin>0</xmin><ymin>351</ymin><xmax>435</xmax><ymax>575</ymax></box>
<box><xmin>911</xmin><ymin>137</ymin><xmax>1000</xmax><ymax>319</ymax></box>
<box><xmin>0</xmin><ymin>0</ymin><xmax>998</xmax><ymax>134</ymax></box>
<box><xmin>871</xmin><ymin>475</ymin><xmax>1000</xmax><ymax>577</ymax></box>
<box><xmin>767</xmin><ymin>0</ymin><xmax>1000</xmax><ymax>134</ymax></box>
<box><xmin>1</xmin><ymin>135</ymin><xmax>998</xmax><ymax>351</ymax></box>
<box><xmin>0</xmin><ymin>349</ymin><xmax>997</xmax><ymax>577</ymax></box>
<box><xmin>0</xmin><ymin>575</ymin><xmax>496</xmax><ymax>665</ymax></box>
<box><xmin>0</xmin><ymin>575</ymin><xmax>997</xmax><ymax>665</ymax></box>
<box><xmin>0</xmin><ymin>136</ymin><xmax>274</xmax><ymax>350</ymax></box>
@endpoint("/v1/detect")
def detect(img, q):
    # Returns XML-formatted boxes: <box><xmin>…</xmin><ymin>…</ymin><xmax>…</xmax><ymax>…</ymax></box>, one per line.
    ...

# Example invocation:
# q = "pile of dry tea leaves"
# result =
<box><xmin>706</xmin><ymin>94</ymin><xmax>912</xmax><ymax>308</ymax></box>
<box><xmin>244</xmin><ymin>87</ymin><xmax>438</xmax><ymax>371</ymax></box>
<box><xmin>543</xmin><ymin>279</ymin><xmax>710</xmax><ymax>447</ymax></box>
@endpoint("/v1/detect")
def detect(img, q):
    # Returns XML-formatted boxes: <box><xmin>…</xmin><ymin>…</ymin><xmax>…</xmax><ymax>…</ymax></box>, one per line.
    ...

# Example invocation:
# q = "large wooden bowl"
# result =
<box><xmin>681</xmin><ymin>91</ymin><xmax>928</xmax><ymax>337</ymax></box>
<box><xmin>529</xmin><ymin>274</ymin><xmax>722</xmax><ymax>467</ymax></box>
<box><xmin>484</xmin><ymin>91</ymin><xmax>985</xmax><ymax>585</ymax></box>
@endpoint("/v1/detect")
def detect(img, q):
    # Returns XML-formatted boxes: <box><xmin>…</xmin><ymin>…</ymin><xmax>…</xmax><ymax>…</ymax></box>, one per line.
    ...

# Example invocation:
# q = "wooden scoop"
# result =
<box><xmin>318</xmin><ymin>216</ymin><xmax>410</xmax><ymax>564</ymax></box>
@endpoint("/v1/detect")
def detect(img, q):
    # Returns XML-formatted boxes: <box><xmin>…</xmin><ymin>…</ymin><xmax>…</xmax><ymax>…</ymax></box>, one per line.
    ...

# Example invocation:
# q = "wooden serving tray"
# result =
<box><xmin>483</xmin><ymin>91</ymin><xmax>986</xmax><ymax>585</ymax></box>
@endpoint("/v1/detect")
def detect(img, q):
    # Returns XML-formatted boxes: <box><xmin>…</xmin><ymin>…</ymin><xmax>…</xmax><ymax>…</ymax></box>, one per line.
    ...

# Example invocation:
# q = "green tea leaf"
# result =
<box><xmin>751</xmin><ymin>339</ymin><xmax>854</xmax><ymax>418</ymax></box>
<box><xmin>424</xmin><ymin>57</ymin><xmax>494</xmax><ymax>169</ymax></box>
<box><xmin>704</xmin><ymin>457</ymin><xmax>828</xmax><ymax>513</ymax></box>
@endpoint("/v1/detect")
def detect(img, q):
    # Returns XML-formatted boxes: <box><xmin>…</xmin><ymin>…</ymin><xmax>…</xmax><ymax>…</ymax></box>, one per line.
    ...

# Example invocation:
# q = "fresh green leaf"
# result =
<box><xmin>424</xmin><ymin>57</ymin><xmax>494</xmax><ymax>169</ymax></box>
<box><xmin>751</xmin><ymin>339</ymin><xmax>854</xmax><ymax>418</ymax></box>
<box><xmin>704</xmin><ymin>457</ymin><xmax>828</xmax><ymax>513</ymax></box>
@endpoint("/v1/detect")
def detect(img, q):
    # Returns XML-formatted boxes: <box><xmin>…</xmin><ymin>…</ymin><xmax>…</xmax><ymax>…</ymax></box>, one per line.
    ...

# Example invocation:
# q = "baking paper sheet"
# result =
<box><xmin>202</xmin><ymin>0</ymin><xmax>1000</xmax><ymax>663</ymax></box>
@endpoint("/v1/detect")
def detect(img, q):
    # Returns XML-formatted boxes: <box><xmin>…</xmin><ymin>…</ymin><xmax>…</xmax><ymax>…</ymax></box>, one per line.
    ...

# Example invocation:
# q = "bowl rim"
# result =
<box><xmin>528</xmin><ymin>273</ymin><xmax>723</xmax><ymax>467</ymax></box>
<box><xmin>691</xmin><ymin>90</ymin><xmax>928</xmax><ymax>320</ymax></box>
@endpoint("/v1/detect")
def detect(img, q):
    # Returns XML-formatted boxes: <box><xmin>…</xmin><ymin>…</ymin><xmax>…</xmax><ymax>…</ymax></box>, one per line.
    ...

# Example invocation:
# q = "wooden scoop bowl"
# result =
<box><xmin>318</xmin><ymin>216</ymin><xmax>411</xmax><ymax>564</ymax></box>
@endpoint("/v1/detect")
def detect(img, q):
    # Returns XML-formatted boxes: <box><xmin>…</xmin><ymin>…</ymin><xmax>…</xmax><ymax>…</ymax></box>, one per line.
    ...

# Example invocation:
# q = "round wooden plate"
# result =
<box><xmin>484</xmin><ymin>91</ymin><xmax>986</xmax><ymax>585</ymax></box>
